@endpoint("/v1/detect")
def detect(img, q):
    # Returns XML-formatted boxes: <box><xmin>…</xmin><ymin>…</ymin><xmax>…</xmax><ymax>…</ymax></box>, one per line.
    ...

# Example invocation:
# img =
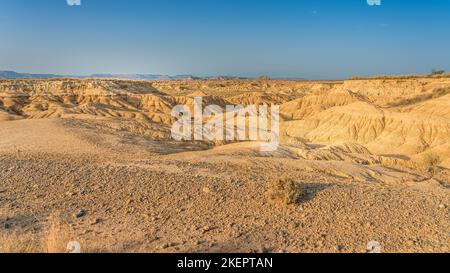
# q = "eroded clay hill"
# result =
<box><xmin>0</xmin><ymin>77</ymin><xmax>449</xmax><ymax>253</ymax></box>
<box><xmin>1</xmin><ymin>77</ymin><xmax>449</xmax><ymax>167</ymax></box>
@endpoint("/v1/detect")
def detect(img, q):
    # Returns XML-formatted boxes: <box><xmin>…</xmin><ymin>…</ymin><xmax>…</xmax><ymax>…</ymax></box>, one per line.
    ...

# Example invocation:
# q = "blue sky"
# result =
<box><xmin>1</xmin><ymin>0</ymin><xmax>449</xmax><ymax>79</ymax></box>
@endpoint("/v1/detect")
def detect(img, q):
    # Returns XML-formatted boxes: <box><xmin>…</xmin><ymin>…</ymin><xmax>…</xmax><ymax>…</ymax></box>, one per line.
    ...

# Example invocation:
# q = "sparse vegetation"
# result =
<box><xmin>45</xmin><ymin>212</ymin><xmax>74</xmax><ymax>253</ymax></box>
<box><xmin>349</xmin><ymin>73</ymin><xmax>450</xmax><ymax>80</ymax></box>
<box><xmin>432</xmin><ymin>69</ymin><xmax>445</xmax><ymax>75</ymax></box>
<box><xmin>0</xmin><ymin>232</ymin><xmax>41</xmax><ymax>253</ymax></box>
<box><xmin>387</xmin><ymin>87</ymin><xmax>450</xmax><ymax>107</ymax></box>
<box><xmin>265</xmin><ymin>177</ymin><xmax>304</xmax><ymax>205</ymax></box>
<box><xmin>423</xmin><ymin>153</ymin><xmax>442</xmax><ymax>177</ymax></box>
<box><xmin>0</xmin><ymin>212</ymin><xmax>75</xmax><ymax>253</ymax></box>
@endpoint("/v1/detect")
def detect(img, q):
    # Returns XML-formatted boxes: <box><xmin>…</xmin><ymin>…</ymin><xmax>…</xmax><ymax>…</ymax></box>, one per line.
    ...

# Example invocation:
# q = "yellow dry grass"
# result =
<box><xmin>0</xmin><ymin>212</ymin><xmax>75</xmax><ymax>253</ymax></box>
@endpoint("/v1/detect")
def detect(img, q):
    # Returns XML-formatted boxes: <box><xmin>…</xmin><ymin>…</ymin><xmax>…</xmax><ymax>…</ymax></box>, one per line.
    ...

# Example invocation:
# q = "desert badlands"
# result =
<box><xmin>0</xmin><ymin>76</ymin><xmax>449</xmax><ymax>253</ymax></box>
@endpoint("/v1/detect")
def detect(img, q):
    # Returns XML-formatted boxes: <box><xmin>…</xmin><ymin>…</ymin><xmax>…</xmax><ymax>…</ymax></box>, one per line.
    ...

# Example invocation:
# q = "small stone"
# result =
<box><xmin>75</xmin><ymin>209</ymin><xmax>86</xmax><ymax>218</ymax></box>
<box><xmin>66</xmin><ymin>191</ymin><xmax>77</xmax><ymax>197</ymax></box>
<box><xmin>202</xmin><ymin>226</ymin><xmax>215</xmax><ymax>233</ymax></box>
<box><xmin>90</xmin><ymin>218</ymin><xmax>102</xmax><ymax>225</ymax></box>
<box><xmin>146</xmin><ymin>236</ymin><xmax>160</xmax><ymax>243</ymax></box>
<box><xmin>233</xmin><ymin>232</ymin><xmax>243</xmax><ymax>238</ymax></box>
<box><xmin>288</xmin><ymin>222</ymin><xmax>299</xmax><ymax>229</ymax></box>
<box><xmin>82</xmin><ymin>229</ymin><xmax>92</xmax><ymax>235</ymax></box>
<box><xmin>202</xmin><ymin>187</ymin><xmax>211</xmax><ymax>194</ymax></box>
<box><xmin>4</xmin><ymin>223</ymin><xmax>11</xmax><ymax>229</ymax></box>
<box><xmin>335</xmin><ymin>245</ymin><xmax>344</xmax><ymax>252</ymax></box>
<box><xmin>438</xmin><ymin>204</ymin><xmax>446</xmax><ymax>209</ymax></box>
<box><xmin>161</xmin><ymin>243</ymin><xmax>170</xmax><ymax>249</ymax></box>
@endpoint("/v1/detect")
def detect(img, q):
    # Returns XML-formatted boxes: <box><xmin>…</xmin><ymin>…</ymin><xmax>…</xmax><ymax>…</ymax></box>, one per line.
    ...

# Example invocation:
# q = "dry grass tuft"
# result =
<box><xmin>45</xmin><ymin>212</ymin><xmax>74</xmax><ymax>253</ymax></box>
<box><xmin>266</xmin><ymin>177</ymin><xmax>304</xmax><ymax>205</ymax></box>
<box><xmin>0</xmin><ymin>232</ymin><xmax>41</xmax><ymax>253</ymax></box>
<box><xmin>423</xmin><ymin>153</ymin><xmax>442</xmax><ymax>177</ymax></box>
<box><xmin>0</xmin><ymin>211</ymin><xmax>76</xmax><ymax>253</ymax></box>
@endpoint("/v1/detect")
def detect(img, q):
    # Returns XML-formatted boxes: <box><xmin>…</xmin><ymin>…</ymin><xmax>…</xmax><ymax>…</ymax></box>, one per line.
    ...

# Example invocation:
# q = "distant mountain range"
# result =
<box><xmin>0</xmin><ymin>70</ymin><xmax>305</xmax><ymax>80</ymax></box>
<box><xmin>0</xmin><ymin>71</ymin><xmax>255</xmax><ymax>81</ymax></box>
<box><xmin>0</xmin><ymin>71</ymin><xmax>200</xmax><ymax>80</ymax></box>
<box><xmin>0</xmin><ymin>71</ymin><xmax>68</xmax><ymax>79</ymax></box>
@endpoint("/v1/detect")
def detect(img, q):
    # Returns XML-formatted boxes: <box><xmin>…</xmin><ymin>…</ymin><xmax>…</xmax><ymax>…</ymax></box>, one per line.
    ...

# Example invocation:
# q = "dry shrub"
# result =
<box><xmin>432</xmin><ymin>69</ymin><xmax>445</xmax><ymax>75</ymax></box>
<box><xmin>0</xmin><ymin>232</ymin><xmax>41</xmax><ymax>253</ymax></box>
<box><xmin>266</xmin><ymin>177</ymin><xmax>303</xmax><ymax>205</ymax></box>
<box><xmin>0</xmin><ymin>211</ymin><xmax>76</xmax><ymax>253</ymax></box>
<box><xmin>45</xmin><ymin>212</ymin><xmax>74</xmax><ymax>253</ymax></box>
<box><xmin>423</xmin><ymin>153</ymin><xmax>442</xmax><ymax>177</ymax></box>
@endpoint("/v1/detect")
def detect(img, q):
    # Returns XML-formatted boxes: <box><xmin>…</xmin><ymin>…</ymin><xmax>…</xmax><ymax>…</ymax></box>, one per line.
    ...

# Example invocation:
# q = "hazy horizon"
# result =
<box><xmin>1</xmin><ymin>0</ymin><xmax>449</xmax><ymax>79</ymax></box>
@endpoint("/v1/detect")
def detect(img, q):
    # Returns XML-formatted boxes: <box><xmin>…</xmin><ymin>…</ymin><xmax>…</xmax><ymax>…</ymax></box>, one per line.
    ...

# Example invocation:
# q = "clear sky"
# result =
<box><xmin>1</xmin><ymin>0</ymin><xmax>449</xmax><ymax>79</ymax></box>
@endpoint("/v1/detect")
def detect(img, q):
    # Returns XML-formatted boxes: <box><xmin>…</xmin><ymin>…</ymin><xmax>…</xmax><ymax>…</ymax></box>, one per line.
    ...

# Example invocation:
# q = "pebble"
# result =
<box><xmin>90</xmin><ymin>218</ymin><xmax>102</xmax><ymax>225</ymax></box>
<box><xmin>75</xmin><ymin>209</ymin><xmax>86</xmax><ymax>218</ymax></box>
<box><xmin>160</xmin><ymin>243</ymin><xmax>170</xmax><ymax>249</ymax></box>
<box><xmin>233</xmin><ymin>232</ymin><xmax>243</xmax><ymax>238</ymax></box>
<box><xmin>335</xmin><ymin>245</ymin><xmax>344</xmax><ymax>252</ymax></box>
<box><xmin>288</xmin><ymin>222</ymin><xmax>299</xmax><ymax>229</ymax></box>
<box><xmin>202</xmin><ymin>226</ymin><xmax>213</xmax><ymax>233</ymax></box>
<box><xmin>66</xmin><ymin>191</ymin><xmax>77</xmax><ymax>197</ymax></box>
